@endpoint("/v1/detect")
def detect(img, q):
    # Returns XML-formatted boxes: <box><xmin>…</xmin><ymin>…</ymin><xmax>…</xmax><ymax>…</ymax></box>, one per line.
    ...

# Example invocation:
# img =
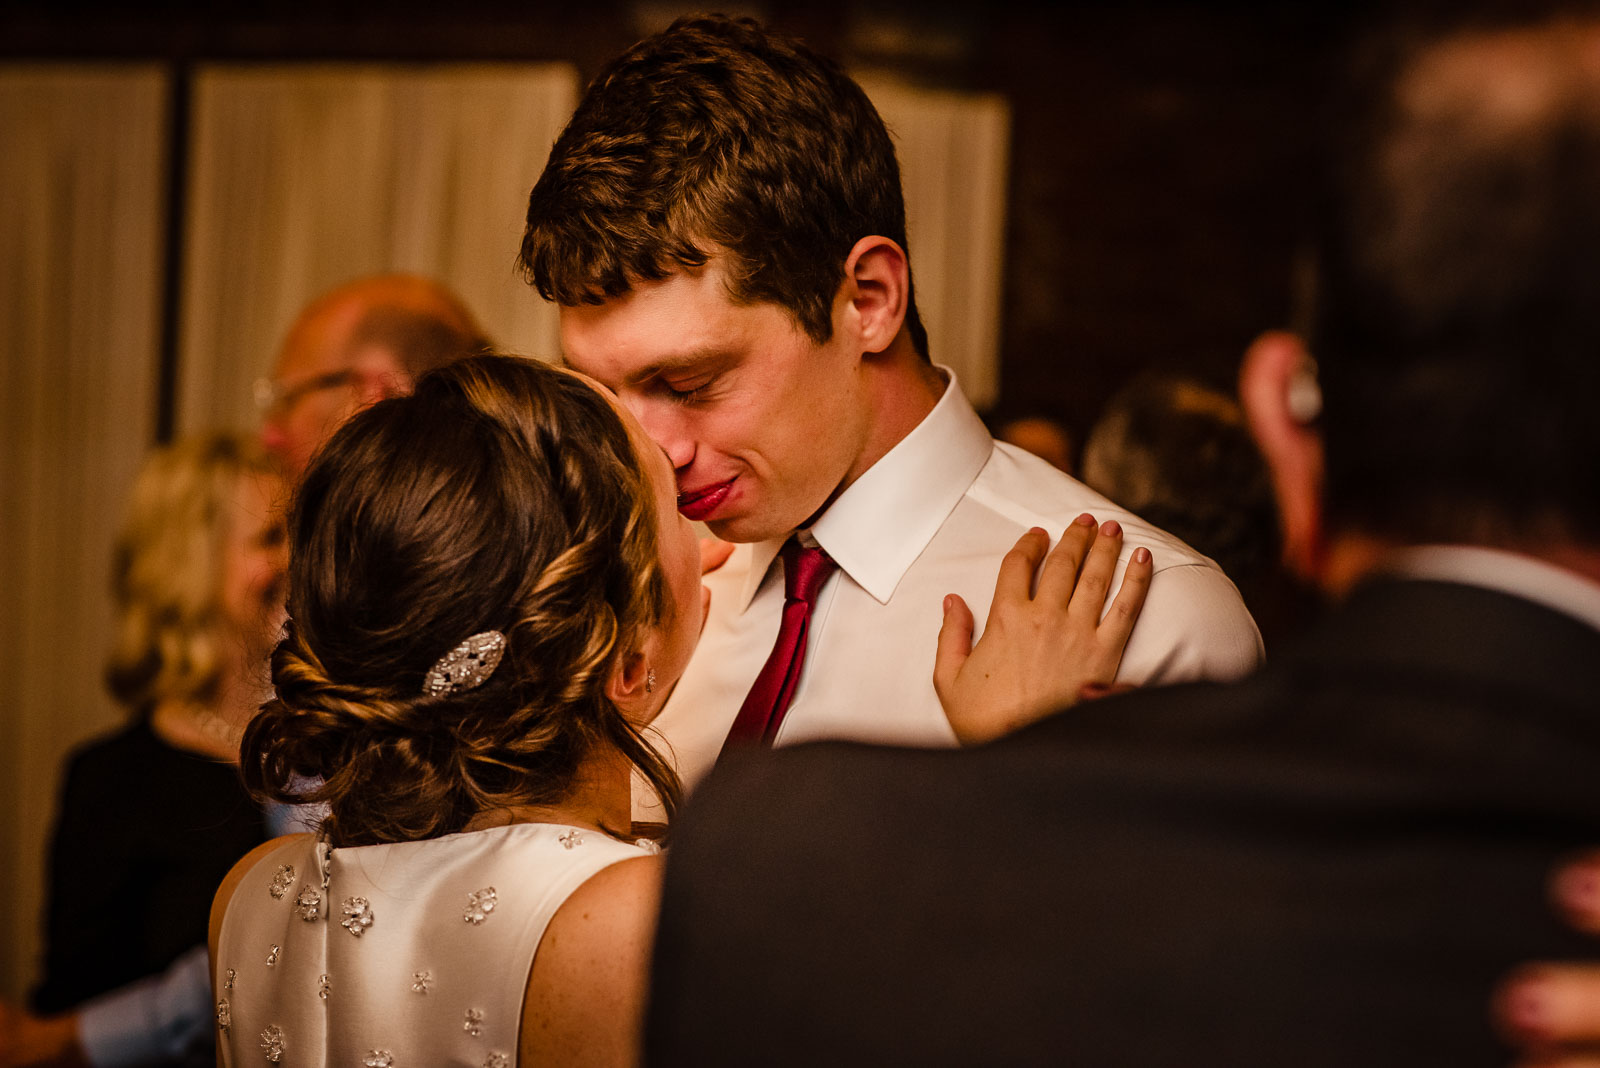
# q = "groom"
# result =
<box><xmin>519</xmin><ymin>15</ymin><xmax>1263</xmax><ymax>803</ymax></box>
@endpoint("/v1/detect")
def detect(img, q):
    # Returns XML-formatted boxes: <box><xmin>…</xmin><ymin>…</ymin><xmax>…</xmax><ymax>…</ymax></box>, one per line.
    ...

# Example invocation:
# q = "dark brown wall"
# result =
<box><xmin>973</xmin><ymin>5</ymin><xmax>1343</xmax><ymax>440</ymax></box>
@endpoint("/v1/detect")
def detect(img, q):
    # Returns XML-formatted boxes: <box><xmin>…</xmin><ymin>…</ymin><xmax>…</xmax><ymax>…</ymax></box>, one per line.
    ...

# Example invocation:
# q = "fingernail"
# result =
<box><xmin>1074</xmin><ymin>512</ymin><xmax>1096</xmax><ymax>526</ymax></box>
<box><xmin>1555</xmin><ymin>860</ymin><xmax>1600</xmax><ymax>915</ymax></box>
<box><xmin>1030</xmin><ymin>526</ymin><xmax>1049</xmax><ymax>537</ymax></box>
<box><xmin>1133</xmin><ymin>547</ymin><xmax>1150</xmax><ymax>564</ymax></box>
<box><xmin>1101</xmin><ymin>520</ymin><xmax>1122</xmax><ymax>538</ymax></box>
<box><xmin>1499</xmin><ymin>974</ymin><xmax>1553</xmax><ymax>1039</ymax></box>
<box><xmin>943</xmin><ymin>594</ymin><xmax>954</xmax><ymax>613</ymax></box>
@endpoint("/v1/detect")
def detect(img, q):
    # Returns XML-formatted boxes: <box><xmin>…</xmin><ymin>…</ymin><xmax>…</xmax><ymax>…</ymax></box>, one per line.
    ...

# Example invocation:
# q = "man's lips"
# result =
<box><xmin>678</xmin><ymin>479</ymin><xmax>734</xmax><ymax>521</ymax></box>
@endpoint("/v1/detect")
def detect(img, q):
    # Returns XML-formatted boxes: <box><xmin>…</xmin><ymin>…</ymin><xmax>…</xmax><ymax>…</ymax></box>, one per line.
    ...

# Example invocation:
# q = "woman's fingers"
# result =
<box><xmin>1101</xmin><ymin>545</ymin><xmax>1153</xmax><ymax>642</ymax></box>
<box><xmin>1556</xmin><ymin>853</ymin><xmax>1600</xmax><ymax>936</ymax></box>
<box><xmin>935</xmin><ymin>521</ymin><xmax>1152</xmax><ymax>744</ymax></box>
<box><xmin>698</xmin><ymin>536</ymin><xmax>734</xmax><ymax>574</ymax></box>
<box><xmin>933</xmin><ymin>593</ymin><xmax>977</xmax><ymax>707</ymax></box>
<box><xmin>1035</xmin><ymin>513</ymin><xmax>1097</xmax><ymax>605</ymax></box>
<box><xmin>1064</xmin><ymin>519</ymin><xmax>1124</xmax><ymax>627</ymax></box>
<box><xmin>1497</xmin><ymin>963</ymin><xmax>1600</xmax><ymax>1054</ymax></box>
<box><xmin>994</xmin><ymin>527</ymin><xmax>1051</xmax><ymax>606</ymax></box>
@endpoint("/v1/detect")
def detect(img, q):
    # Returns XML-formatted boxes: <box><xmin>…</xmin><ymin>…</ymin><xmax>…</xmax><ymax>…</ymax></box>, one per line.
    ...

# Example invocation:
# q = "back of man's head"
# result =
<box><xmin>1314</xmin><ymin>10</ymin><xmax>1600</xmax><ymax>547</ymax></box>
<box><xmin>519</xmin><ymin>14</ymin><xmax>930</xmax><ymax>360</ymax></box>
<box><xmin>1083</xmin><ymin>374</ymin><xmax>1278</xmax><ymax>585</ymax></box>
<box><xmin>286</xmin><ymin>274</ymin><xmax>490</xmax><ymax>381</ymax></box>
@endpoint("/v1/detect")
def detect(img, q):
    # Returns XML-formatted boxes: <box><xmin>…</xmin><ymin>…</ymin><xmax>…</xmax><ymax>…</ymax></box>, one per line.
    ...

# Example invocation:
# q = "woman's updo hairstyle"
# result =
<box><xmin>241</xmin><ymin>354</ymin><xmax>681</xmax><ymax>845</ymax></box>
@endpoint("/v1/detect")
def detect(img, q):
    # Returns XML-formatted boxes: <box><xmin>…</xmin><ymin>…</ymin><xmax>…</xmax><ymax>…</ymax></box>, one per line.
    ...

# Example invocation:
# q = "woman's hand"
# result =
<box><xmin>934</xmin><ymin>514</ymin><xmax>1153</xmax><ymax>746</ymax></box>
<box><xmin>699</xmin><ymin>536</ymin><xmax>734</xmax><ymax>574</ymax></box>
<box><xmin>1495</xmin><ymin>851</ymin><xmax>1600</xmax><ymax>1067</ymax></box>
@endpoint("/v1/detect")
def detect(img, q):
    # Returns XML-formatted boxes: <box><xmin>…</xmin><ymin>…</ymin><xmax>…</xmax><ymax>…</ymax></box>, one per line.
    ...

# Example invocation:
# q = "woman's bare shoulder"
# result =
<box><xmin>521</xmin><ymin>853</ymin><xmax>665</xmax><ymax>1067</ymax></box>
<box><xmin>208</xmin><ymin>834</ymin><xmax>314</xmax><ymax>959</ymax></box>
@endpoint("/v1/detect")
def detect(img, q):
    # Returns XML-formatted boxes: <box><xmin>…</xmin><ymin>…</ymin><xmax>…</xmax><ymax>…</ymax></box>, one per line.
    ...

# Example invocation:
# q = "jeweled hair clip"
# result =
<box><xmin>422</xmin><ymin>631</ymin><xmax>506</xmax><ymax>697</ymax></box>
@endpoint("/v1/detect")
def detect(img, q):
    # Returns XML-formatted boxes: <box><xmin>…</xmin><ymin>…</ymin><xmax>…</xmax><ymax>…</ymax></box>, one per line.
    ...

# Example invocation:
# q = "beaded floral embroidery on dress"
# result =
<box><xmin>483</xmin><ymin>1054</ymin><xmax>510</xmax><ymax>1068</ymax></box>
<box><xmin>215</xmin><ymin>999</ymin><xmax>230</xmax><ymax>1034</ymax></box>
<box><xmin>363</xmin><ymin>1051</ymin><xmax>393</xmax><ymax>1068</ymax></box>
<box><xmin>412</xmin><ymin>970</ymin><xmax>432</xmax><ymax>994</ymax></box>
<box><xmin>259</xmin><ymin>1025</ymin><xmax>285</xmax><ymax>1062</ymax></box>
<box><xmin>265</xmin><ymin>944</ymin><xmax>280</xmax><ymax>967</ymax></box>
<box><xmin>318</xmin><ymin>974</ymin><xmax>331</xmax><ymax>1000</ymax></box>
<box><xmin>268</xmin><ymin>865</ymin><xmax>295</xmax><ymax>899</ymax></box>
<box><xmin>342</xmin><ymin>896</ymin><xmax>374</xmax><ymax>936</ymax></box>
<box><xmin>295</xmin><ymin>885</ymin><xmax>322</xmax><ymax>921</ymax></box>
<box><xmin>463</xmin><ymin>1008</ymin><xmax>485</xmax><ymax>1036</ymax></box>
<box><xmin>464</xmin><ymin>887</ymin><xmax>498</xmax><ymax>925</ymax></box>
<box><xmin>559</xmin><ymin>829</ymin><xmax>583</xmax><ymax>850</ymax></box>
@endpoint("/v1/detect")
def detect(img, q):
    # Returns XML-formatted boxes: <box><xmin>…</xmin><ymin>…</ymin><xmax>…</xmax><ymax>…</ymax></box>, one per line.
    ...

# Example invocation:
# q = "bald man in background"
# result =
<box><xmin>1</xmin><ymin>274</ymin><xmax>489</xmax><ymax>1068</ymax></box>
<box><xmin>257</xmin><ymin>273</ymin><xmax>490</xmax><ymax>477</ymax></box>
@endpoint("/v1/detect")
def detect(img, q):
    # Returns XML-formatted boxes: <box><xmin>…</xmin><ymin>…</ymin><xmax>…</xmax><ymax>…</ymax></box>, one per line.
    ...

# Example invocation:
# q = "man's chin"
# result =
<box><xmin>704</xmin><ymin>514</ymin><xmax>791</xmax><ymax>545</ymax></box>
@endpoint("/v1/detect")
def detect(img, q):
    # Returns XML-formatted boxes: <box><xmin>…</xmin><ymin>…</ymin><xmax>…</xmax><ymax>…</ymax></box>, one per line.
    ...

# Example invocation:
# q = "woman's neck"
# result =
<box><xmin>148</xmin><ymin>696</ymin><xmax>246</xmax><ymax>761</ymax></box>
<box><xmin>462</xmin><ymin>743</ymin><xmax>636</xmax><ymax>840</ymax></box>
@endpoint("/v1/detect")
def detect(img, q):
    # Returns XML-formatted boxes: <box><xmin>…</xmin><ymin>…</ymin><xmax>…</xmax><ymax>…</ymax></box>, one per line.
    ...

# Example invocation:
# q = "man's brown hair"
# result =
<box><xmin>520</xmin><ymin>14</ymin><xmax>930</xmax><ymax>359</ymax></box>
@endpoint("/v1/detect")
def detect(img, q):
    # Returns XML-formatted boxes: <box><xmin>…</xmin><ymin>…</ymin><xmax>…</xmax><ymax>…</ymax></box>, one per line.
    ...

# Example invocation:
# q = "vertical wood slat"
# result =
<box><xmin>178</xmin><ymin>63</ymin><xmax>579</xmax><ymax>435</ymax></box>
<box><xmin>0</xmin><ymin>65</ymin><xmax>168</xmax><ymax>1000</ymax></box>
<box><xmin>861</xmin><ymin>75</ymin><xmax>1011</xmax><ymax>410</ymax></box>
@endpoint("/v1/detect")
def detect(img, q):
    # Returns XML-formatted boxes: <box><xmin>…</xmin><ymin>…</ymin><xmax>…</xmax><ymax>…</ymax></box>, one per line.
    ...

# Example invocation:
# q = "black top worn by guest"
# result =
<box><xmin>33</xmin><ymin>720</ymin><xmax>266</xmax><ymax>1015</ymax></box>
<box><xmin>647</xmin><ymin>578</ymin><xmax>1600</xmax><ymax>1068</ymax></box>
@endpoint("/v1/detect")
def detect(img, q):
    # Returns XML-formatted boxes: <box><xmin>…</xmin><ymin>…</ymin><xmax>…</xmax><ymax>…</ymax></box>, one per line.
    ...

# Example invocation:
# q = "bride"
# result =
<box><xmin>209</xmin><ymin>353</ymin><xmax>1148</xmax><ymax>1067</ymax></box>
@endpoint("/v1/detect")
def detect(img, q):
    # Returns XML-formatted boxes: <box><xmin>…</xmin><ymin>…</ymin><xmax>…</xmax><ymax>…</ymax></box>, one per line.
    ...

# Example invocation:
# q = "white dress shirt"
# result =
<box><xmin>642</xmin><ymin>374</ymin><xmax>1264</xmax><ymax>812</ymax></box>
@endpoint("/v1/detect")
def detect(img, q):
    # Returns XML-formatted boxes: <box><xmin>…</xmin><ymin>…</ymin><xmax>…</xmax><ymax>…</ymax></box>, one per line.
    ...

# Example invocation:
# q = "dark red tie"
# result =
<box><xmin>720</xmin><ymin>538</ymin><xmax>838</xmax><ymax>755</ymax></box>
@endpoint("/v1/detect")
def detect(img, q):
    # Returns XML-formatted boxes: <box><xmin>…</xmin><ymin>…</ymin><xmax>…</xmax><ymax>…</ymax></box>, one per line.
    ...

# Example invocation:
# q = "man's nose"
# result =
<box><xmin>634</xmin><ymin>401</ymin><xmax>697</xmax><ymax>473</ymax></box>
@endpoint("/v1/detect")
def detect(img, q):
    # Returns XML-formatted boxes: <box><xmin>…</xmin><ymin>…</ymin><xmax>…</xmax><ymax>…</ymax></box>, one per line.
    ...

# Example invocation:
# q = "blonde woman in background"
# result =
<box><xmin>31</xmin><ymin>434</ymin><xmax>287</xmax><ymax>1068</ymax></box>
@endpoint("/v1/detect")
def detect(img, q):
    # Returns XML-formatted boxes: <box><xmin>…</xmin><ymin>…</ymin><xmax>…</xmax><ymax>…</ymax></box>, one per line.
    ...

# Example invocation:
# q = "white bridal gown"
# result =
<box><xmin>216</xmin><ymin>822</ymin><xmax>657</xmax><ymax>1067</ymax></box>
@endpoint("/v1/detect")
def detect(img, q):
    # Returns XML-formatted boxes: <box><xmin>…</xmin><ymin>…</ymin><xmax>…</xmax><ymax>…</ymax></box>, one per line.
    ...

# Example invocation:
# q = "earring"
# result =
<box><xmin>645</xmin><ymin>668</ymin><xmax>656</xmax><ymax>696</ymax></box>
<box><xmin>1288</xmin><ymin>355</ymin><xmax>1322</xmax><ymax>424</ymax></box>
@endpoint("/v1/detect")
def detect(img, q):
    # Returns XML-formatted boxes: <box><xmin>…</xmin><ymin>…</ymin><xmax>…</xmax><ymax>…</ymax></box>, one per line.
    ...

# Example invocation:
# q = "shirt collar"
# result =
<box><xmin>737</xmin><ymin>368</ymin><xmax>994</xmax><ymax>609</ymax></box>
<box><xmin>1380</xmin><ymin>544</ymin><xmax>1600</xmax><ymax>635</ymax></box>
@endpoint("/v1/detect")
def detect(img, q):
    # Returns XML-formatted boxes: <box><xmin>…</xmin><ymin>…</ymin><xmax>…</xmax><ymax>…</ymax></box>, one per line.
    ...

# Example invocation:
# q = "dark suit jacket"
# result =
<box><xmin>646</xmin><ymin>578</ymin><xmax>1600</xmax><ymax>1066</ymax></box>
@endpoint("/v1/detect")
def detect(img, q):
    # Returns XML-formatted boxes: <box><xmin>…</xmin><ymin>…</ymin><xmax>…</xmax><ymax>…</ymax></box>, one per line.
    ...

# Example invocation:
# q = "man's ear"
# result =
<box><xmin>351</xmin><ymin>344</ymin><xmax>414</xmax><ymax>403</ymax></box>
<box><xmin>350</xmin><ymin>366</ymin><xmax>399</xmax><ymax>406</ymax></box>
<box><xmin>1239</xmin><ymin>330</ymin><xmax>1325</xmax><ymax>581</ymax></box>
<box><xmin>841</xmin><ymin>236</ymin><xmax>910</xmax><ymax>355</ymax></box>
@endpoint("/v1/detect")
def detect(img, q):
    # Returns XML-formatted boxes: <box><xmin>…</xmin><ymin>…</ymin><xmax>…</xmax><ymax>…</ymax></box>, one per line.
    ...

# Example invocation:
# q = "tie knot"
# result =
<box><xmin>781</xmin><ymin>538</ymin><xmax>836</xmax><ymax>605</ymax></box>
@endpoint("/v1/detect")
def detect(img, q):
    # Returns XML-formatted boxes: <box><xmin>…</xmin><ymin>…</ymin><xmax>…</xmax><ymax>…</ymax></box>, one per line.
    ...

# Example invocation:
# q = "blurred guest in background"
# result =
<box><xmin>1080</xmin><ymin>372</ymin><xmax>1314</xmax><ymax>645</ymax></box>
<box><xmin>995</xmin><ymin>412</ymin><xmax>1076</xmax><ymax>474</ymax></box>
<box><xmin>1080</xmin><ymin>374</ymin><xmax>1272</xmax><ymax>580</ymax></box>
<box><xmin>27</xmin><ymin>434</ymin><xmax>284</xmax><ymax>1067</ymax></box>
<box><xmin>1</xmin><ymin>274</ymin><xmax>489</xmax><ymax>1068</ymax></box>
<box><xmin>257</xmin><ymin>273</ymin><xmax>491</xmax><ymax>477</ymax></box>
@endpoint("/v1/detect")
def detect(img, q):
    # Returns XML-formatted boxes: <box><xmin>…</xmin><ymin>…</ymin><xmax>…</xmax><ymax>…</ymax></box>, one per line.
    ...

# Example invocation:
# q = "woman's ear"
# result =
<box><xmin>840</xmin><ymin>235</ymin><xmax>910</xmax><ymax>355</ymax></box>
<box><xmin>1239</xmin><ymin>330</ymin><xmax>1326</xmax><ymax>581</ymax></box>
<box><xmin>605</xmin><ymin>649</ymin><xmax>652</xmax><ymax>716</ymax></box>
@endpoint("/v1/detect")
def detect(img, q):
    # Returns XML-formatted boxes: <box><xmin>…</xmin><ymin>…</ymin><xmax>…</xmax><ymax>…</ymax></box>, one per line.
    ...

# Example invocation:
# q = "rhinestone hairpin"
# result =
<box><xmin>423</xmin><ymin>631</ymin><xmax>506</xmax><ymax>697</ymax></box>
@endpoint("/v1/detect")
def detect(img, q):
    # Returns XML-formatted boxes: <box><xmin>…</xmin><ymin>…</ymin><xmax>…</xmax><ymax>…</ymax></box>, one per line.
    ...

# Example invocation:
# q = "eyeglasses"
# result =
<box><xmin>253</xmin><ymin>370</ymin><xmax>356</xmax><ymax>419</ymax></box>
